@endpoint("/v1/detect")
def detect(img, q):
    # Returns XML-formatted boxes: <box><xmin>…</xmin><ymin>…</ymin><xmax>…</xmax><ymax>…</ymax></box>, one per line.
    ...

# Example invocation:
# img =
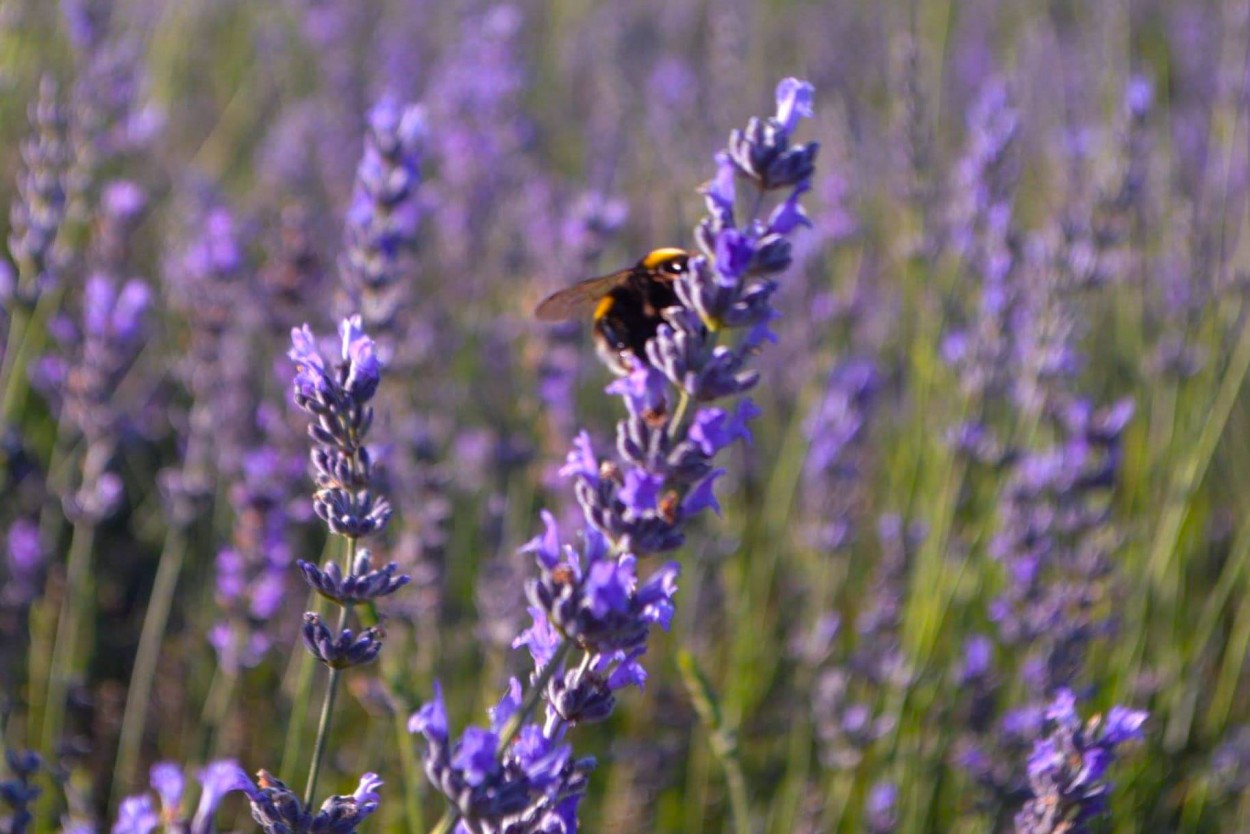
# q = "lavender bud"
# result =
<box><xmin>297</xmin><ymin>551</ymin><xmax>410</xmax><ymax>604</ymax></box>
<box><xmin>301</xmin><ymin>613</ymin><xmax>384</xmax><ymax>669</ymax></box>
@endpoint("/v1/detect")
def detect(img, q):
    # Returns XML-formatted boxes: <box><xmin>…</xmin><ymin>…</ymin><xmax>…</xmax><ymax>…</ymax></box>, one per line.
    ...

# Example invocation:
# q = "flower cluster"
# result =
<box><xmin>412</xmin><ymin>76</ymin><xmax>818</xmax><ymax>834</ymax></box>
<box><xmin>277</xmin><ymin>314</ymin><xmax>406</xmax><ymax>818</ymax></box>
<box><xmin>60</xmin><ymin>271</ymin><xmax>151</xmax><ymax>521</ymax></box>
<box><xmin>158</xmin><ymin>201</ymin><xmax>249</xmax><ymax>526</ymax></box>
<box><xmin>341</xmin><ymin>95</ymin><xmax>425</xmax><ymax>336</ymax></box>
<box><xmin>243</xmin><ymin>770</ymin><xmax>382</xmax><ymax>834</ymax></box>
<box><xmin>0</xmin><ymin>750</ymin><xmax>41</xmax><ymax>834</ymax></box>
<box><xmin>799</xmin><ymin>358</ymin><xmax>880</xmax><ymax>551</ymax></box>
<box><xmin>112</xmin><ymin>760</ymin><xmax>249</xmax><ymax>834</ymax></box>
<box><xmin>209</xmin><ymin>447</ymin><xmax>303</xmax><ymax>673</ymax></box>
<box><xmin>989</xmin><ymin>399</ymin><xmax>1134</xmax><ymax>692</ymax></box>
<box><xmin>561</xmin><ymin>79</ymin><xmax>817</xmax><ymax>557</ymax></box>
<box><xmin>288</xmin><ymin>316</ymin><xmax>391</xmax><ymax>540</ymax></box>
<box><xmin>411</xmin><ymin>682</ymin><xmax>594</xmax><ymax>832</ymax></box>
<box><xmin>1013</xmin><ymin>690</ymin><xmax>1146</xmax><ymax>834</ymax></box>
<box><xmin>5</xmin><ymin>77</ymin><xmax>69</xmax><ymax>309</ymax></box>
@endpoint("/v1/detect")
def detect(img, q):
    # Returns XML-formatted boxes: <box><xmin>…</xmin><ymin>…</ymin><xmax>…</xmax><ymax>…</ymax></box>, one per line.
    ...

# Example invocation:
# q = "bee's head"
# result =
<box><xmin>641</xmin><ymin>247</ymin><xmax>690</xmax><ymax>276</ymax></box>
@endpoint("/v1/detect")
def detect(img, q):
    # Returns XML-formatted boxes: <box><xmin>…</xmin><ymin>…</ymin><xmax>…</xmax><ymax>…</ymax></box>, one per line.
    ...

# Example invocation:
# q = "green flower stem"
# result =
<box><xmin>35</xmin><ymin>520</ymin><xmax>96</xmax><ymax>826</ymax></box>
<box><xmin>496</xmin><ymin>637</ymin><xmax>573</xmax><ymax>753</ymax></box>
<box><xmin>303</xmin><ymin>536</ymin><xmax>358</xmax><ymax>808</ymax></box>
<box><xmin>1</xmin><ymin>284</ymin><xmax>63</xmax><ymax>425</ymax></box>
<box><xmin>111</xmin><ymin>526</ymin><xmax>188</xmax><ymax>806</ymax></box>
<box><xmin>428</xmin><ymin>808</ymin><xmax>458</xmax><ymax>834</ymax></box>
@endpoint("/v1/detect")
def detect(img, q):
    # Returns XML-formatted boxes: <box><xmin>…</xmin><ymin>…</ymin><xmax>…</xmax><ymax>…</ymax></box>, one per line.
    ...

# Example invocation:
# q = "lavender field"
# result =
<box><xmin>1</xmin><ymin>1</ymin><xmax>1249</xmax><ymax>832</ymax></box>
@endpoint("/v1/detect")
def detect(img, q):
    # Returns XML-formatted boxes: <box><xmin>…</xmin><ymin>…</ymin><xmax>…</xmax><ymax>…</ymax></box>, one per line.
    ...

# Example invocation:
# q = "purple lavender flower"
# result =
<box><xmin>989</xmin><ymin>399</ymin><xmax>1133</xmax><ymax>693</ymax></box>
<box><xmin>1013</xmin><ymin>690</ymin><xmax>1146</xmax><ymax>833</ymax></box>
<box><xmin>340</xmin><ymin>95</ymin><xmax>425</xmax><ymax>337</ymax></box>
<box><xmin>243</xmin><ymin>770</ymin><xmax>382</xmax><ymax>834</ymax></box>
<box><xmin>61</xmin><ymin>273</ymin><xmax>151</xmax><ymax>522</ymax></box>
<box><xmin>424</xmin><ymin>5</ymin><xmax>529</xmax><ymax>266</ymax></box>
<box><xmin>0</xmin><ymin>750</ymin><xmax>42</xmax><ymax>834</ymax></box>
<box><xmin>413</xmin><ymin>76</ymin><xmax>818</xmax><ymax>834</ymax></box>
<box><xmin>208</xmin><ymin>445</ymin><xmax>302</xmax><ymax>673</ymax></box>
<box><xmin>112</xmin><ymin>760</ymin><xmax>249</xmax><ymax>834</ymax></box>
<box><xmin>865</xmin><ymin>780</ymin><xmax>898</xmax><ymax>834</ymax></box>
<box><xmin>288</xmin><ymin>316</ymin><xmax>391</xmax><ymax>540</ymax></box>
<box><xmin>799</xmin><ymin>359</ymin><xmax>880</xmax><ymax>551</ymax></box>
<box><xmin>6</xmin><ymin>77</ymin><xmax>69</xmax><ymax>309</ymax></box>
<box><xmin>299</xmin><ymin>548</ymin><xmax>409</xmax><ymax>605</ymax></box>
<box><xmin>159</xmin><ymin>199</ymin><xmax>250</xmax><ymax>526</ymax></box>
<box><xmin>409</xmin><ymin>682</ymin><xmax>593</xmax><ymax>832</ymax></box>
<box><xmin>288</xmin><ymin>315</ymin><xmax>407</xmax><ymax>808</ymax></box>
<box><xmin>4</xmin><ymin>518</ymin><xmax>43</xmax><ymax>606</ymax></box>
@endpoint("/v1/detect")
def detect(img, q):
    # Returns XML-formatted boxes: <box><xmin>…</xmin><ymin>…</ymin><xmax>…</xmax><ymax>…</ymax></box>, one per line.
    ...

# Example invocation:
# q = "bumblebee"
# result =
<box><xmin>535</xmin><ymin>247</ymin><xmax>690</xmax><ymax>374</ymax></box>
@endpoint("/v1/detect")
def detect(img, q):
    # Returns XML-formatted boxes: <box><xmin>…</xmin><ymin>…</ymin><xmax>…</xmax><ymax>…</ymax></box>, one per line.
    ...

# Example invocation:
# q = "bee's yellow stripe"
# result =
<box><xmin>641</xmin><ymin>247</ymin><xmax>688</xmax><ymax>269</ymax></box>
<box><xmin>594</xmin><ymin>295</ymin><xmax>615</xmax><ymax>321</ymax></box>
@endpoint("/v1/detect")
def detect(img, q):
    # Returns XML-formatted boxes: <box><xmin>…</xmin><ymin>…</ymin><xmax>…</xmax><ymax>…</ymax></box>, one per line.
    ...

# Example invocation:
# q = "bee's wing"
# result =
<box><xmin>534</xmin><ymin>269</ymin><xmax>632</xmax><ymax>321</ymax></box>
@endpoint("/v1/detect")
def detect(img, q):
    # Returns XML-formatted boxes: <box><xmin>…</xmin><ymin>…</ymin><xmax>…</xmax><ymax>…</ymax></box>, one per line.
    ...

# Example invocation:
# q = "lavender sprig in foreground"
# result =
<box><xmin>411</xmin><ymin>77</ymin><xmax>818</xmax><ymax>834</ymax></box>
<box><xmin>284</xmin><ymin>316</ymin><xmax>407</xmax><ymax>809</ymax></box>
<box><xmin>1013</xmin><ymin>690</ymin><xmax>1146</xmax><ymax>834</ymax></box>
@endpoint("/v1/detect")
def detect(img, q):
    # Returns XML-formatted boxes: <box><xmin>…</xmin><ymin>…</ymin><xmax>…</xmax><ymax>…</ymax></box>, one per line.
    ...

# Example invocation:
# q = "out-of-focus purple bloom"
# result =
<box><xmin>112</xmin><ymin>759</ymin><xmax>247</xmax><ymax>834</ymax></box>
<box><xmin>341</xmin><ymin>94</ymin><xmax>425</xmax><ymax>337</ymax></box>
<box><xmin>799</xmin><ymin>358</ymin><xmax>879</xmax><ymax>551</ymax></box>
<box><xmin>0</xmin><ymin>750</ymin><xmax>42</xmax><ymax>834</ymax></box>
<box><xmin>4</xmin><ymin>518</ymin><xmax>42</xmax><ymax>605</ymax></box>
<box><xmin>865</xmin><ymin>781</ymin><xmax>898</xmax><ymax>834</ymax></box>
<box><xmin>59</xmin><ymin>272</ymin><xmax>151</xmax><ymax>522</ymax></box>
<box><xmin>6</xmin><ymin>77</ymin><xmax>69</xmax><ymax>308</ymax></box>
<box><xmin>1013</xmin><ymin>690</ymin><xmax>1146</xmax><ymax>834</ymax></box>
<box><xmin>1207</xmin><ymin>725</ymin><xmax>1250</xmax><ymax>798</ymax></box>
<box><xmin>158</xmin><ymin>198</ymin><xmax>251</xmax><ymax>527</ymax></box>
<box><xmin>209</xmin><ymin>442</ymin><xmax>302</xmax><ymax>673</ymax></box>
<box><xmin>425</xmin><ymin>4</ymin><xmax>529</xmax><ymax>266</ymax></box>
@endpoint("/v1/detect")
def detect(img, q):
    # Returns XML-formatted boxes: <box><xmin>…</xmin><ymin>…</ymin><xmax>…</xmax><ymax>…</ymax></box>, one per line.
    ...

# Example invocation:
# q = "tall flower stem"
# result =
<box><xmin>428</xmin><ymin>808</ymin><xmax>457</xmax><ymax>834</ymax></box>
<box><xmin>303</xmin><ymin>536</ymin><xmax>358</xmax><ymax>807</ymax></box>
<box><xmin>35</xmin><ymin>521</ymin><xmax>96</xmax><ymax>823</ymax></box>
<box><xmin>0</xmin><ymin>285</ymin><xmax>63</xmax><ymax>424</ymax></box>
<box><xmin>280</xmin><ymin>542</ymin><xmax>336</xmax><ymax>776</ymax></box>
<box><xmin>496</xmin><ymin>638</ymin><xmax>573</xmax><ymax>751</ymax></box>
<box><xmin>393</xmin><ymin>708</ymin><xmax>425</xmax><ymax>833</ymax></box>
<box><xmin>112</xmin><ymin>527</ymin><xmax>188</xmax><ymax>805</ymax></box>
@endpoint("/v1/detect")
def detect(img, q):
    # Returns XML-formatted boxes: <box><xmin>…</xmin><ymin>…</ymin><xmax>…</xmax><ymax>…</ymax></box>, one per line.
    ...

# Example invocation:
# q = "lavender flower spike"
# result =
<box><xmin>1014</xmin><ymin>690</ymin><xmax>1147</xmax><ymax>834</ymax></box>
<box><xmin>341</xmin><ymin>95</ymin><xmax>425</xmax><ymax>336</ymax></box>
<box><xmin>413</xmin><ymin>77</ymin><xmax>818</xmax><ymax>834</ymax></box>
<box><xmin>289</xmin><ymin>315</ymin><xmax>408</xmax><ymax>809</ymax></box>
<box><xmin>288</xmin><ymin>316</ymin><xmax>391</xmax><ymax>539</ymax></box>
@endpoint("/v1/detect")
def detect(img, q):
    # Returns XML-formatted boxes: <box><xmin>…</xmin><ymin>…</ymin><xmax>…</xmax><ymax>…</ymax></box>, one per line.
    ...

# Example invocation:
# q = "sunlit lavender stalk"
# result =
<box><xmin>286</xmin><ymin>316</ymin><xmax>405</xmax><ymax>807</ymax></box>
<box><xmin>1</xmin><ymin>78</ymin><xmax>70</xmax><ymax>424</ymax></box>
<box><xmin>412</xmin><ymin>76</ymin><xmax>818</xmax><ymax>834</ymax></box>
<box><xmin>340</xmin><ymin>95</ymin><xmax>425</xmax><ymax>342</ymax></box>
<box><xmin>39</xmin><ymin>268</ymin><xmax>150</xmax><ymax>776</ymax></box>
<box><xmin>114</xmin><ymin>198</ymin><xmax>246</xmax><ymax>799</ymax></box>
<box><xmin>1013</xmin><ymin>690</ymin><xmax>1146</xmax><ymax>834</ymax></box>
